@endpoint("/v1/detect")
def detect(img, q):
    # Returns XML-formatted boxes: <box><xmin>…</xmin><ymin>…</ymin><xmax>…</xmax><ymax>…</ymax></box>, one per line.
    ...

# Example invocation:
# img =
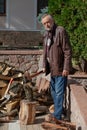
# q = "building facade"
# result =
<box><xmin>0</xmin><ymin>0</ymin><xmax>48</xmax><ymax>31</ymax></box>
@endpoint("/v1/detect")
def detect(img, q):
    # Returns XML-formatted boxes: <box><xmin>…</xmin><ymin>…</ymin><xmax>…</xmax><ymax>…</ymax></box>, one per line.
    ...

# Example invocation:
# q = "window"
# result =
<box><xmin>37</xmin><ymin>0</ymin><xmax>48</xmax><ymax>15</ymax></box>
<box><xmin>0</xmin><ymin>0</ymin><xmax>6</xmax><ymax>15</ymax></box>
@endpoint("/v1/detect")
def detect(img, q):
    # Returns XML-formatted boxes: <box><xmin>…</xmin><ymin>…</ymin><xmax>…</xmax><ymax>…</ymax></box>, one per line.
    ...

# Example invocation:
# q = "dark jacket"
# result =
<box><xmin>43</xmin><ymin>24</ymin><xmax>72</xmax><ymax>76</ymax></box>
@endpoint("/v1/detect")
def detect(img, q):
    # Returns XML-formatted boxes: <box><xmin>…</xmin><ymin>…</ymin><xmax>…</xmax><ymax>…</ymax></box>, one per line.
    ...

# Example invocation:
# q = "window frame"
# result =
<box><xmin>0</xmin><ymin>0</ymin><xmax>6</xmax><ymax>16</ymax></box>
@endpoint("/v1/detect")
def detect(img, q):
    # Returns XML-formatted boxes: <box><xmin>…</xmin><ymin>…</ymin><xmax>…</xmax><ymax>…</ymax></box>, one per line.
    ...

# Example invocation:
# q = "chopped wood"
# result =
<box><xmin>48</xmin><ymin>117</ymin><xmax>76</xmax><ymax>130</ymax></box>
<box><xmin>38</xmin><ymin>78</ymin><xmax>47</xmax><ymax>93</ymax></box>
<box><xmin>0</xmin><ymin>74</ymin><xmax>12</xmax><ymax>81</ymax></box>
<box><xmin>23</xmin><ymin>83</ymin><xmax>33</xmax><ymax>101</ymax></box>
<box><xmin>0</xmin><ymin>62</ymin><xmax>77</xmax><ymax>128</ymax></box>
<box><xmin>0</xmin><ymin>94</ymin><xmax>20</xmax><ymax>108</ymax></box>
<box><xmin>19</xmin><ymin>100</ymin><xmax>36</xmax><ymax>125</ymax></box>
<box><xmin>8</xmin><ymin>81</ymin><xmax>24</xmax><ymax>97</ymax></box>
<box><xmin>0</xmin><ymin>62</ymin><xmax>11</xmax><ymax>74</ymax></box>
<box><xmin>6</xmin><ymin>100</ymin><xmax>20</xmax><ymax>112</ymax></box>
<box><xmin>42</xmin><ymin>122</ymin><xmax>68</xmax><ymax>130</ymax></box>
<box><xmin>9</xmin><ymin>91</ymin><xmax>17</xmax><ymax>96</ymax></box>
<box><xmin>0</xmin><ymin>97</ymin><xmax>11</xmax><ymax>108</ymax></box>
<box><xmin>0</xmin><ymin>87</ymin><xmax>7</xmax><ymax>98</ymax></box>
<box><xmin>0</xmin><ymin>64</ymin><xmax>5</xmax><ymax>73</ymax></box>
<box><xmin>38</xmin><ymin>78</ymin><xmax>50</xmax><ymax>93</ymax></box>
<box><xmin>6</xmin><ymin>109</ymin><xmax>18</xmax><ymax>117</ymax></box>
<box><xmin>0</xmin><ymin>108</ymin><xmax>7</xmax><ymax>115</ymax></box>
<box><xmin>36</xmin><ymin>105</ymin><xmax>48</xmax><ymax>113</ymax></box>
<box><xmin>0</xmin><ymin>73</ymin><xmax>23</xmax><ymax>81</ymax></box>
<box><xmin>0</xmin><ymin>80</ymin><xmax>7</xmax><ymax>88</ymax></box>
<box><xmin>0</xmin><ymin>108</ymin><xmax>18</xmax><ymax>117</ymax></box>
<box><xmin>49</xmin><ymin>104</ymin><xmax>54</xmax><ymax>113</ymax></box>
<box><xmin>12</xmin><ymin>73</ymin><xmax>23</xmax><ymax>79</ymax></box>
<box><xmin>35</xmin><ymin>77</ymin><xmax>42</xmax><ymax>88</ymax></box>
<box><xmin>2</xmin><ymin>66</ymin><xmax>12</xmax><ymax>76</ymax></box>
<box><xmin>0</xmin><ymin>116</ymin><xmax>13</xmax><ymax>123</ymax></box>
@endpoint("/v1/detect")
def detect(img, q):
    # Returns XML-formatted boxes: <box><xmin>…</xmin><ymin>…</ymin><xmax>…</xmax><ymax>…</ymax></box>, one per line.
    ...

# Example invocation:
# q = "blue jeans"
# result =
<box><xmin>50</xmin><ymin>76</ymin><xmax>67</xmax><ymax>120</ymax></box>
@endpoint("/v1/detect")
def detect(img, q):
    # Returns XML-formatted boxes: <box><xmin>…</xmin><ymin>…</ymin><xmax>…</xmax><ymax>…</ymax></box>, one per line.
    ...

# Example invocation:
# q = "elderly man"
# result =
<box><xmin>41</xmin><ymin>14</ymin><xmax>72</xmax><ymax>120</ymax></box>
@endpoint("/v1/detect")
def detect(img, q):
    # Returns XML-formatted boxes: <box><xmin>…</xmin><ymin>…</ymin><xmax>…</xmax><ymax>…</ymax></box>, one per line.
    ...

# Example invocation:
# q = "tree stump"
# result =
<box><xmin>19</xmin><ymin>100</ymin><xmax>36</xmax><ymax>125</ymax></box>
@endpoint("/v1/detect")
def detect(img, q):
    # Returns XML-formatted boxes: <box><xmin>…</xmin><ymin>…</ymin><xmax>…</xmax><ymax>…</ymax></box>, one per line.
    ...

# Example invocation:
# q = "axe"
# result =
<box><xmin>0</xmin><ymin>78</ymin><xmax>13</xmax><ymax>101</ymax></box>
<box><xmin>24</xmin><ymin>70</ymin><xmax>44</xmax><ymax>82</ymax></box>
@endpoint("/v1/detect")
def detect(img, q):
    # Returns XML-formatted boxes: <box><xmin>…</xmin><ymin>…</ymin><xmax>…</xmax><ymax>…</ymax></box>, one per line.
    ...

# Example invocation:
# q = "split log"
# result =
<box><xmin>49</xmin><ymin>104</ymin><xmax>54</xmax><ymax>113</ymax></box>
<box><xmin>0</xmin><ymin>94</ymin><xmax>20</xmax><ymax>108</ymax></box>
<box><xmin>0</xmin><ymin>116</ymin><xmax>13</xmax><ymax>123</ymax></box>
<box><xmin>0</xmin><ymin>87</ymin><xmax>7</xmax><ymax>98</ymax></box>
<box><xmin>0</xmin><ymin>108</ymin><xmax>7</xmax><ymax>116</ymax></box>
<box><xmin>0</xmin><ymin>108</ymin><xmax>18</xmax><ymax>117</ymax></box>
<box><xmin>36</xmin><ymin>105</ymin><xmax>48</xmax><ymax>112</ymax></box>
<box><xmin>47</xmin><ymin>117</ymin><xmax>76</xmax><ymax>130</ymax></box>
<box><xmin>35</xmin><ymin>77</ymin><xmax>42</xmax><ymax>88</ymax></box>
<box><xmin>0</xmin><ymin>80</ymin><xmax>7</xmax><ymax>88</ymax></box>
<box><xmin>53</xmin><ymin>118</ymin><xmax>76</xmax><ymax>130</ymax></box>
<box><xmin>23</xmin><ymin>83</ymin><xmax>33</xmax><ymax>101</ymax></box>
<box><xmin>38</xmin><ymin>78</ymin><xmax>50</xmax><ymax>93</ymax></box>
<box><xmin>0</xmin><ymin>62</ymin><xmax>13</xmax><ymax>75</ymax></box>
<box><xmin>19</xmin><ymin>100</ymin><xmax>36</xmax><ymax>125</ymax></box>
<box><xmin>42</xmin><ymin>122</ymin><xmax>68</xmax><ymax>130</ymax></box>
<box><xmin>0</xmin><ymin>72</ymin><xmax>23</xmax><ymax>81</ymax></box>
<box><xmin>0</xmin><ymin>74</ymin><xmax>13</xmax><ymax>81</ymax></box>
<box><xmin>0</xmin><ymin>80</ymin><xmax>7</xmax><ymax>98</ymax></box>
<box><xmin>0</xmin><ymin>97</ymin><xmax>11</xmax><ymax>108</ymax></box>
<box><xmin>6</xmin><ymin>100</ymin><xmax>20</xmax><ymax>112</ymax></box>
<box><xmin>6</xmin><ymin>109</ymin><xmax>18</xmax><ymax>117</ymax></box>
<box><xmin>2</xmin><ymin>66</ymin><xmax>12</xmax><ymax>76</ymax></box>
<box><xmin>36</xmin><ymin>105</ymin><xmax>48</xmax><ymax>115</ymax></box>
<box><xmin>9</xmin><ymin>81</ymin><xmax>24</xmax><ymax>96</ymax></box>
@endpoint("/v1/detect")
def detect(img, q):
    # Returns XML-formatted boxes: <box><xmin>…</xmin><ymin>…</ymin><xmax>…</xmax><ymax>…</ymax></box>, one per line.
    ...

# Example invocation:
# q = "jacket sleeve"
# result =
<box><xmin>60</xmin><ymin>28</ymin><xmax>72</xmax><ymax>72</ymax></box>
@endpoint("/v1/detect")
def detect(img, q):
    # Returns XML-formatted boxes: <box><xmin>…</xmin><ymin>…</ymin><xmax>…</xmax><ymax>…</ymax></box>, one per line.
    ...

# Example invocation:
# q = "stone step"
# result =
<box><xmin>70</xmin><ymin>84</ymin><xmax>87</xmax><ymax>130</ymax></box>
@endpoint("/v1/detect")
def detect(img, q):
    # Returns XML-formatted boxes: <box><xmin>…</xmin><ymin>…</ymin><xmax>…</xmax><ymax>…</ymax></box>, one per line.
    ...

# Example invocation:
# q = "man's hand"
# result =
<box><xmin>62</xmin><ymin>70</ymin><xmax>69</xmax><ymax>77</ymax></box>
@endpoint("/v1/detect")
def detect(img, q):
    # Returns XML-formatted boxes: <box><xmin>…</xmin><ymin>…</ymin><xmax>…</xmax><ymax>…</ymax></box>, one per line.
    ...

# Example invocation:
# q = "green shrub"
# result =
<box><xmin>48</xmin><ymin>0</ymin><xmax>87</xmax><ymax>63</ymax></box>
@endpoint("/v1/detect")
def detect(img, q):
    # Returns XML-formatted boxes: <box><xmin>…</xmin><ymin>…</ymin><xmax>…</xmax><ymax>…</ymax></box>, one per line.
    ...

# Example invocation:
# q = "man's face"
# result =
<box><xmin>41</xmin><ymin>16</ymin><xmax>54</xmax><ymax>31</ymax></box>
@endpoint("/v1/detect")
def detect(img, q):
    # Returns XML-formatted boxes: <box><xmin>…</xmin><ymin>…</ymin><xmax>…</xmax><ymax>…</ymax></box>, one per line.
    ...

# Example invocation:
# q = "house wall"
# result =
<box><xmin>0</xmin><ymin>31</ymin><xmax>43</xmax><ymax>48</ymax></box>
<box><xmin>0</xmin><ymin>0</ymin><xmax>39</xmax><ymax>31</ymax></box>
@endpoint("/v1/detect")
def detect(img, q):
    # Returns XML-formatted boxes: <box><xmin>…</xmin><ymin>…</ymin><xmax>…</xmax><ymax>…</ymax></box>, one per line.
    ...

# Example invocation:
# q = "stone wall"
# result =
<box><xmin>0</xmin><ymin>50</ymin><xmax>43</xmax><ymax>81</ymax></box>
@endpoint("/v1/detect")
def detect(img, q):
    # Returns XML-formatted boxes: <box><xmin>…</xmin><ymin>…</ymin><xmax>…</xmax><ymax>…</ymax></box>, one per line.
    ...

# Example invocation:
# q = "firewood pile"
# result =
<box><xmin>0</xmin><ymin>62</ymin><xmax>53</xmax><ymax>122</ymax></box>
<box><xmin>0</xmin><ymin>62</ymin><xmax>76</xmax><ymax>129</ymax></box>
